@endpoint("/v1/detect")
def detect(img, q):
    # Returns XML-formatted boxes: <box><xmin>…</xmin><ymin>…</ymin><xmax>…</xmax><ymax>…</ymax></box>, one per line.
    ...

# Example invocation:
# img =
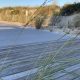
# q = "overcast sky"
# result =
<box><xmin>0</xmin><ymin>0</ymin><xmax>80</xmax><ymax>8</ymax></box>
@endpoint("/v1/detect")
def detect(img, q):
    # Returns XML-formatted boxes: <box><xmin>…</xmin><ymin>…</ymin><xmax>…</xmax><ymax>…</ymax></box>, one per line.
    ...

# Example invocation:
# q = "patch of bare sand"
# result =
<box><xmin>0</xmin><ymin>21</ymin><xmax>24</xmax><ymax>28</ymax></box>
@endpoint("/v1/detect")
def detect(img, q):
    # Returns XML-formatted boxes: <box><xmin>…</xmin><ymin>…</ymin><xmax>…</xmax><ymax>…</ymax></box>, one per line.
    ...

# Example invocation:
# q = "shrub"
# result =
<box><xmin>35</xmin><ymin>14</ymin><xmax>47</xmax><ymax>29</ymax></box>
<box><xmin>60</xmin><ymin>2</ymin><xmax>80</xmax><ymax>16</ymax></box>
<box><xmin>10</xmin><ymin>10</ymin><xmax>20</xmax><ymax>15</ymax></box>
<box><xmin>32</xmin><ymin>34</ymin><xmax>80</xmax><ymax>80</ymax></box>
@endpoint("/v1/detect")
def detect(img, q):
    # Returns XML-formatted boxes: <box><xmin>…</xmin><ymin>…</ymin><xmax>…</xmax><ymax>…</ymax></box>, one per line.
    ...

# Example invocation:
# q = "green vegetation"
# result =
<box><xmin>35</xmin><ymin>14</ymin><xmax>47</xmax><ymax>29</ymax></box>
<box><xmin>49</xmin><ymin>2</ymin><xmax>80</xmax><ymax>30</ymax></box>
<box><xmin>32</xmin><ymin>34</ymin><xmax>80</xmax><ymax>80</ymax></box>
<box><xmin>0</xmin><ymin>3</ymin><xmax>80</xmax><ymax>80</ymax></box>
<box><xmin>60</xmin><ymin>2</ymin><xmax>80</xmax><ymax>16</ymax></box>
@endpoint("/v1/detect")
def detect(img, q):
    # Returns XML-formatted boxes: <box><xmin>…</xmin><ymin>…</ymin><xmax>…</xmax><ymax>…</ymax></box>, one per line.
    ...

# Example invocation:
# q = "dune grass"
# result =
<box><xmin>31</xmin><ymin>33</ymin><xmax>80</xmax><ymax>80</ymax></box>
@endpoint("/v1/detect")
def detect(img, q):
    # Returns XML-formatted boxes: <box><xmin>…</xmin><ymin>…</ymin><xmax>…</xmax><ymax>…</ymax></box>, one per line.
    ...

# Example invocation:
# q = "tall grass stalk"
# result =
<box><xmin>32</xmin><ymin>33</ymin><xmax>80</xmax><ymax>80</ymax></box>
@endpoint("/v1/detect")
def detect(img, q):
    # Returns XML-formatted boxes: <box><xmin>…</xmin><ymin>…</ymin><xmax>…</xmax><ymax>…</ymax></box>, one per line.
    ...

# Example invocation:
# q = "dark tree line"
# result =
<box><xmin>60</xmin><ymin>2</ymin><xmax>80</xmax><ymax>16</ymax></box>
